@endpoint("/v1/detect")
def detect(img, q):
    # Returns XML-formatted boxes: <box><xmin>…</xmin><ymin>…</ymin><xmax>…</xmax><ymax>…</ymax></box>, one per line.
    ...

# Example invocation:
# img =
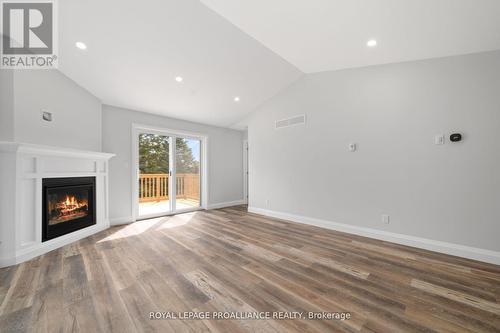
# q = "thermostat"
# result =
<box><xmin>450</xmin><ymin>133</ymin><xmax>462</xmax><ymax>142</ymax></box>
<box><xmin>42</xmin><ymin>110</ymin><xmax>53</xmax><ymax>122</ymax></box>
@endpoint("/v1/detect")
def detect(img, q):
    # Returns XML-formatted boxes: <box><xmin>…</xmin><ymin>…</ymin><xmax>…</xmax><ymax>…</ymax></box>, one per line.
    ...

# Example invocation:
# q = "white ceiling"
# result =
<box><xmin>201</xmin><ymin>0</ymin><xmax>500</xmax><ymax>73</ymax></box>
<box><xmin>58</xmin><ymin>0</ymin><xmax>302</xmax><ymax>128</ymax></box>
<box><xmin>59</xmin><ymin>1</ymin><xmax>500</xmax><ymax>128</ymax></box>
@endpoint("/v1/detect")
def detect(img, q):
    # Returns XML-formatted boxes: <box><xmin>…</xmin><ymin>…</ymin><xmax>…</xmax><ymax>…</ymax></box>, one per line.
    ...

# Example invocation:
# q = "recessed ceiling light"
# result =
<box><xmin>75</xmin><ymin>42</ymin><xmax>87</xmax><ymax>50</ymax></box>
<box><xmin>175</xmin><ymin>76</ymin><xmax>183</xmax><ymax>82</ymax></box>
<box><xmin>367</xmin><ymin>39</ymin><xmax>377</xmax><ymax>47</ymax></box>
<box><xmin>234</xmin><ymin>97</ymin><xmax>240</xmax><ymax>102</ymax></box>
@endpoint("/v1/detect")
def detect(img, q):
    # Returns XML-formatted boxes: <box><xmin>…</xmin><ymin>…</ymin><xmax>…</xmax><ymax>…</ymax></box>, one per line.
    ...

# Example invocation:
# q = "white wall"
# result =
<box><xmin>0</xmin><ymin>69</ymin><xmax>14</xmax><ymax>141</ymax></box>
<box><xmin>12</xmin><ymin>70</ymin><xmax>102</xmax><ymax>151</ymax></box>
<box><xmin>247</xmin><ymin>51</ymin><xmax>500</xmax><ymax>253</ymax></box>
<box><xmin>102</xmin><ymin>105</ymin><xmax>244</xmax><ymax>222</ymax></box>
<box><xmin>0</xmin><ymin>150</ymin><xmax>16</xmax><ymax>262</ymax></box>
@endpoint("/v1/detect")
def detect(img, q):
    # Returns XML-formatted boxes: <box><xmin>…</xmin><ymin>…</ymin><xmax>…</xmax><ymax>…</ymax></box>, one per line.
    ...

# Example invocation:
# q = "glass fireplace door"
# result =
<box><xmin>42</xmin><ymin>177</ymin><xmax>96</xmax><ymax>241</ymax></box>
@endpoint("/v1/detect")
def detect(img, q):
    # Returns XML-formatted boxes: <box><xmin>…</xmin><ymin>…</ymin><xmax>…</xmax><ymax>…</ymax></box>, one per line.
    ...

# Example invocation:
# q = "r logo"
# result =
<box><xmin>2</xmin><ymin>1</ymin><xmax>53</xmax><ymax>54</ymax></box>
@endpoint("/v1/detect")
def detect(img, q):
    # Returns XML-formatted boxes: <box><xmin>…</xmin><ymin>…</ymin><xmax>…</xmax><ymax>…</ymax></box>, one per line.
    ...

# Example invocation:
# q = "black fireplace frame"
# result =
<box><xmin>42</xmin><ymin>177</ymin><xmax>96</xmax><ymax>242</ymax></box>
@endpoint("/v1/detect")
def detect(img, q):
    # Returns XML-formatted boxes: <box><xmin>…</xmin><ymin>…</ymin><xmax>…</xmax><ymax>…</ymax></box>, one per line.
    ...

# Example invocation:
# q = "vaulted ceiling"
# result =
<box><xmin>58</xmin><ymin>0</ymin><xmax>302</xmax><ymax>127</ymax></box>
<box><xmin>59</xmin><ymin>0</ymin><xmax>500</xmax><ymax>127</ymax></box>
<box><xmin>201</xmin><ymin>0</ymin><xmax>500</xmax><ymax>73</ymax></box>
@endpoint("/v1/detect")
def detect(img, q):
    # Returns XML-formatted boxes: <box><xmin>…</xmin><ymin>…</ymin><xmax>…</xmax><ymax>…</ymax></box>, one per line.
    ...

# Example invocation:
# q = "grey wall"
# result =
<box><xmin>12</xmin><ymin>70</ymin><xmax>102</xmax><ymax>151</ymax></box>
<box><xmin>0</xmin><ymin>69</ymin><xmax>14</xmax><ymax>141</ymax></box>
<box><xmin>102</xmin><ymin>105</ymin><xmax>244</xmax><ymax>221</ymax></box>
<box><xmin>247</xmin><ymin>51</ymin><xmax>500</xmax><ymax>252</ymax></box>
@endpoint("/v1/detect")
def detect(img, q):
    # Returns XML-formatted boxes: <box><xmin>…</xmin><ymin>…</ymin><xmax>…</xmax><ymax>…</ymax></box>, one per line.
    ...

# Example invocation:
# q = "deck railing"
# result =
<box><xmin>139</xmin><ymin>173</ymin><xmax>199</xmax><ymax>202</ymax></box>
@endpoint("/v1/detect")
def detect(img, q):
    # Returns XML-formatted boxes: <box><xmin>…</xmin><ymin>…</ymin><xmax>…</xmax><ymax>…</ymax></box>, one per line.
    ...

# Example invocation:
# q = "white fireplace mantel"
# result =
<box><xmin>0</xmin><ymin>142</ymin><xmax>115</xmax><ymax>267</ymax></box>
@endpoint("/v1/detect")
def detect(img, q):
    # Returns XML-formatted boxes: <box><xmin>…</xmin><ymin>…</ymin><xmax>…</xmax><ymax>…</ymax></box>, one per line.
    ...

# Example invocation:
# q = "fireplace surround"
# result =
<box><xmin>42</xmin><ymin>177</ymin><xmax>97</xmax><ymax>241</ymax></box>
<box><xmin>0</xmin><ymin>142</ymin><xmax>114</xmax><ymax>268</ymax></box>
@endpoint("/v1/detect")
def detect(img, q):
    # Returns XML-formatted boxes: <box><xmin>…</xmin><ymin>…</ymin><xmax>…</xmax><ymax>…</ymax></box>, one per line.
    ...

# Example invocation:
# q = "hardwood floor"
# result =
<box><xmin>1</xmin><ymin>205</ymin><xmax>500</xmax><ymax>332</ymax></box>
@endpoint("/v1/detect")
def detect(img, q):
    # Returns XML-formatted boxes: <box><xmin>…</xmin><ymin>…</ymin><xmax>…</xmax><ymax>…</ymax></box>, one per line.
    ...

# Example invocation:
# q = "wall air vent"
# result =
<box><xmin>275</xmin><ymin>114</ymin><xmax>306</xmax><ymax>129</ymax></box>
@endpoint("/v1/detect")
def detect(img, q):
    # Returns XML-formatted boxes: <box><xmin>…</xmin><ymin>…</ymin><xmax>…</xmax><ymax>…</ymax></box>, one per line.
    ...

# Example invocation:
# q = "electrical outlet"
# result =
<box><xmin>381</xmin><ymin>214</ymin><xmax>390</xmax><ymax>224</ymax></box>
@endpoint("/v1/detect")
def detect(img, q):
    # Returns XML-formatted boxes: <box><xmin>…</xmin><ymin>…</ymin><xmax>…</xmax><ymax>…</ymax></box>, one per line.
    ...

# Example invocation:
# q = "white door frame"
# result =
<box><xmin>131</xmin><ymin>123</ymin><xmax>208</xmax><ymax>221</ymax></box>
<box><xmin>243</xmin><ymin>140</ymin><xmax>248</xmax><ymax>204</ymax></box>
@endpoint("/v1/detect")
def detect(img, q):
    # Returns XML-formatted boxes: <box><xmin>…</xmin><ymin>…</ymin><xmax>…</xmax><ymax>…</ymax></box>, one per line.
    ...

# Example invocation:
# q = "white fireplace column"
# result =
<box><xmin>0</xmin><ymin>142</ymin><xmax>115</xmax><ymax>267</ymax></box>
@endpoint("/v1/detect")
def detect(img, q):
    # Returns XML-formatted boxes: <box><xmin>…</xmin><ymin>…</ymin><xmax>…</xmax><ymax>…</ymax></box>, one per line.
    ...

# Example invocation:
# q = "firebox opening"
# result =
<box><xmin>42</xmin><ymin>177</ymin><xmax>96</xmax><ymax>242</ymax></box>
<box><xmin>48</xmin><ymin>190</ymin><xmax>89</xmax><ymax>225</ymax></box>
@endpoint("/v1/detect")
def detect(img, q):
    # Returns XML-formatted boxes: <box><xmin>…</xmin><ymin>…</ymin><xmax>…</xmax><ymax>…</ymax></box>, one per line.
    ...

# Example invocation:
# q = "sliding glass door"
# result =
<box><xmin>135</xmin><ymin>128</ymin><xmax>203</xmax><ymax>219</ymax></box>
<box><xmin>175</xmin><ymin>137</ymin><xmax>201</xmax><ymax>210</ymax></box>
<box><xmin>138</xmin><ymin>133</ymin><xmax>172</xmax><ymax>217</ymax></box>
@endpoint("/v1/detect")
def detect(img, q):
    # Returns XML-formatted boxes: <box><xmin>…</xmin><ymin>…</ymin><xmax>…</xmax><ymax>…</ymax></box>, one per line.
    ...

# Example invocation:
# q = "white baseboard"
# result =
<box><xmin>110</xmin><ymin>216</ymin><xmax>135</xmax><ymax>225</ymax></box>
<box><xmin>1</xmin><ymin>223</ymin><xmax>109</xmax><ymax>268</ymax></box>
<box><xmin>0</xmin><ymin>255</ymin><xmax>15</xmax><ymax>268</ymax></box>
<box><xmin>109</xmin><ymin>201</ymin><xmax>246</xmax><ymax>225</ymax></box>
<box><xmin>208</xmin><ymin>200</ymin><xmax>246</xmax><ymax>210</ymax></box>
<box><xmin>248</xmin><ymin>206</ymin><xmax>500</xmax><ymax>266</ymax></box>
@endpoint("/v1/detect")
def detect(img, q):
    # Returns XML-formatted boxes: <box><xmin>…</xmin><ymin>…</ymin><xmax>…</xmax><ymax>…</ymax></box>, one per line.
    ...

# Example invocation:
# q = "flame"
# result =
<box><xmin>55</xmin><ymin>195</ymin><xmax>88</xmax><ymax>215</ymax></box>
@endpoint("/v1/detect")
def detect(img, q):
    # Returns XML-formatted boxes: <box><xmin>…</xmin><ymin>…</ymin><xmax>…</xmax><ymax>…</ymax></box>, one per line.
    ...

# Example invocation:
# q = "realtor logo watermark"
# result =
<box><xmin>1</xmin><ymin>0</ymin><xmax>58</xmax><ymax>68</ymax></box>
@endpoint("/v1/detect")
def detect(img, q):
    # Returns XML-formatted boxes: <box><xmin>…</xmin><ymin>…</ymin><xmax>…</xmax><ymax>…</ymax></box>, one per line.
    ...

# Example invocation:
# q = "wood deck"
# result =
<box><xmin>1</xmin><ymin>205</ymin><xmax>500</xmax><ymax>332</ymax></box>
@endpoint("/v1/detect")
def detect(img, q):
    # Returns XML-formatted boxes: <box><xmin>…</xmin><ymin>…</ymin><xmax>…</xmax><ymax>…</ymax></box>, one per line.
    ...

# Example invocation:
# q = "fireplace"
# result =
<box><xmin>42</xmin><ymin>177</ymin><xmax>96</xmax><ymax>241</ymax></box>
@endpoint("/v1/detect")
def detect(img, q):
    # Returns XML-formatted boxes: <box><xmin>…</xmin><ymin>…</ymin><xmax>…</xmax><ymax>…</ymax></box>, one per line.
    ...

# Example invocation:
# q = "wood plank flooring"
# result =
<box><xmin>1</xmin><ymin>205</ymin><xmax>500</xmax><ymax>332</ymax></box>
